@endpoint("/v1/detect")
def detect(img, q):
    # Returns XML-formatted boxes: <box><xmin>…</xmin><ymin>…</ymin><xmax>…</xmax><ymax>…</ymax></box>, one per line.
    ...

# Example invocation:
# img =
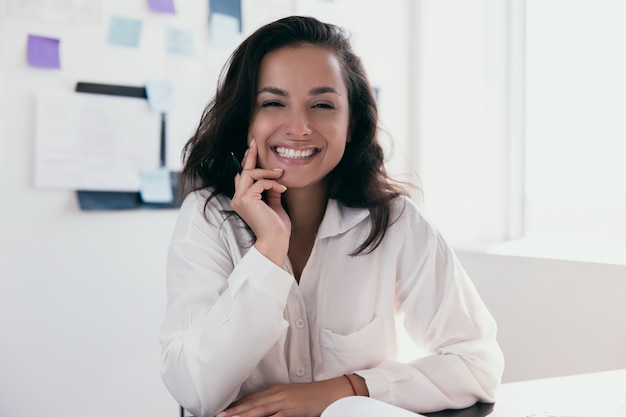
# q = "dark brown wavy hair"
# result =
<box><xmin>181</xmin><ymin>15</ymin><xmax>406</xmax><ymax>255</ymax></box>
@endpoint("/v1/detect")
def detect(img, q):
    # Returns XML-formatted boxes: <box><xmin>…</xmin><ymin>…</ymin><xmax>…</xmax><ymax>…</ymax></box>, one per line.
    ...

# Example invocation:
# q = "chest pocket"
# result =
<box><xmin>319</xmin><ymin>316</ymin><xmax>386</xmax><ymax>376</ymax></box>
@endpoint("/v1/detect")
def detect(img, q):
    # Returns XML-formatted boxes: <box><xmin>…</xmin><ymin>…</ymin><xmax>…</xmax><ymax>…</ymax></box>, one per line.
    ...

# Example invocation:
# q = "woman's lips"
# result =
<box><xmin>273</xmin><ymin>146</ymin><xmax>320</xmax><ymax>159</ymax></box>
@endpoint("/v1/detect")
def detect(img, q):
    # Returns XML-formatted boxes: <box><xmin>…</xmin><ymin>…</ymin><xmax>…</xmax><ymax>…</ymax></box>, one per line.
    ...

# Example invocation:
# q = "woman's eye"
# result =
<box><xmin>312</xmin><ymin>102</ymin><xmax>335</xmax><ymax>109</ymax></box>
<box><xmin>261</xmin><ymin>101</ymin><xmax>284</xmax><ymax>108</ymax></box>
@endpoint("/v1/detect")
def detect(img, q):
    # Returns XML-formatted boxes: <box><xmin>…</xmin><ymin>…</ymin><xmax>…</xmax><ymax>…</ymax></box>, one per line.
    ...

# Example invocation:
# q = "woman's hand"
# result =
<box><xmin>230</xmin><ymin>139</ymin><xmax>290</xmax><ymax>267</ymax></box>
<box><xmin>216</xmin><ymin>377</ymin><xmax>357</xmax><ymax>417</ymax></box>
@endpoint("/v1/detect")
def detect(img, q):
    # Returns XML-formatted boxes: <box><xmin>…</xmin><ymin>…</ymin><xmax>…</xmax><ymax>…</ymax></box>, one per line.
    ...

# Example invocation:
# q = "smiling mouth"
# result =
<box><xmin>273</xmin><ymin>146</ymin><xmax>319</xmax><ymax>159</ymax></box>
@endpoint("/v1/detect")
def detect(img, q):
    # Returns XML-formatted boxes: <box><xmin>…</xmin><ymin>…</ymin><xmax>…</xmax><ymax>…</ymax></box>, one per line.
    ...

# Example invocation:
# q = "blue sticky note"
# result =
<box><xmin>146</xmin><ymin>80</ymin><xmax>175</xmax><ymax>112</ymax></box>
<box><xmin>107</xmin><ymin>15</ymin><xmax>142</xmax><ymax>48</ymax></box>
<box><xmin>210</xmin><ymin>0</ymin><xmax>242</xmax><ymax>32</ymax></box>
<box><xmin>148</xmin><ymin>0</ymin><xmax>176</xmax><ymax>13</ymax></box>
<box><xmin>167</xmin><ymin>27</ymin><xmax>194</xmax><ymax>57</ymax></box>
<box><xmin>27</xmin><ymin>34</ymin><xmax>61</xmax><ymax>69</ymax></box>
<box><xmin>140</xmin><ymin>168</ymin><xmax>174</xmax><ymax>203</ymax></box>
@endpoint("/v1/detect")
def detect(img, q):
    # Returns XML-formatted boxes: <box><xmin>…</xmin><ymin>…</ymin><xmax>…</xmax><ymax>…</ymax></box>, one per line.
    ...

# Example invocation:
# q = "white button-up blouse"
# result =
<box><xmin>159</xmin><ymin>189</ymin><xmax>505</xmax><ymax>417</ymax></box>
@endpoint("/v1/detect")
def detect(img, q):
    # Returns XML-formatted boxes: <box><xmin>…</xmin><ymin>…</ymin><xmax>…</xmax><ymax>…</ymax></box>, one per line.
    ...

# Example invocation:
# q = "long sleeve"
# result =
<box><xmin>159</xmin><ymin>193</ymin><xmax>504</xmax><ymax>416</ymax></box>
<box><xmin>355</xmin><ymin>207</ymin><xmax>504</xmax><ymax>413</ymax></box>
<box><xmin>159</xmin><ymin>192</ymin><xmax>294</xmax><ymax>417</ymax></box>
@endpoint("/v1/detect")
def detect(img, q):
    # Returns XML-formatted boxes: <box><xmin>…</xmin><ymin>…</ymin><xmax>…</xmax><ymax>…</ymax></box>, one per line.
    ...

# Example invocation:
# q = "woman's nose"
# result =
<box><xmin>284</xmin><ymin>109</ymin><xmax>312</xmax><ymax>138</ymax></box>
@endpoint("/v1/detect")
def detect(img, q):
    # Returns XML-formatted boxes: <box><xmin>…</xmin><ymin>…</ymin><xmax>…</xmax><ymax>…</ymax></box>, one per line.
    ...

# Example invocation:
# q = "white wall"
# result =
<box><xmin>458</xmin><ymin>251</ymin><xmax>626</xmax><ymax>383</ymax></box>
<box><xmin>0</xmin><ymin>2</ymin><xmax>411</xmax><ymax>417</ymax></box>
<box><xmin>2</xmin><ymin>1</ymin><xmax>625</xmax><ymax>416</ymax></box>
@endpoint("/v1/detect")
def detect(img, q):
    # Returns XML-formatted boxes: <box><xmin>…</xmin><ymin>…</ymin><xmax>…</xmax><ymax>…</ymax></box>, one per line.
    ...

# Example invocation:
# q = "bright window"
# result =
<box><xmin>414</xmin><ymin>0</ymin><xmax>626</xmax><ymax>265</ymax></box>
<box><xmin>506</xmin><ymin>0</ymin><xmax>626</xmax><ymax>264</ymax></box>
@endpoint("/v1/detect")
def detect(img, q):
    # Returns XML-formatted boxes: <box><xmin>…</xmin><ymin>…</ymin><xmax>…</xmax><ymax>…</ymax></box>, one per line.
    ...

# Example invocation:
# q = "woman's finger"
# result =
<box><xmin>238</xmin><ymin>179</ymin><xmax>287</xmax><ymax>202</ymax></box>
<box><xmin>234</xmin><ymin>168</ymin><xmax>285</xmax><ymax>193</ymax></box>
<box><xmin>241</xmin><ymin>138</ymin><xmax>257</xmax><ymax>171</ymax></box>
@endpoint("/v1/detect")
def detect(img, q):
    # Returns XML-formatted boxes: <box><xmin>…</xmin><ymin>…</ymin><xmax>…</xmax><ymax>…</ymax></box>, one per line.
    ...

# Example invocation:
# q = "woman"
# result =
<box><xmin>160</xmin><ymin>15</ymin><xmax>504</xmax><ymax>417</ymax></box>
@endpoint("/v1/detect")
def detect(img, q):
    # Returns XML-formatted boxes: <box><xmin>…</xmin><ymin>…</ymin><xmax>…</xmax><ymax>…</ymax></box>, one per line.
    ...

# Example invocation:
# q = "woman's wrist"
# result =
<box><xmin>342</xmin><ymin>374</ymin><xmax>369</xmax><ymax>397</ymax></box>
<box><xmin>343</xmin><ymin>374</ymin><xmax>357</xmax><ymax>395</ymax></box>
<box><xmin>254</xmin><ymin>239</ymin><xmax>288</xmax><ymax>268</ymax></box>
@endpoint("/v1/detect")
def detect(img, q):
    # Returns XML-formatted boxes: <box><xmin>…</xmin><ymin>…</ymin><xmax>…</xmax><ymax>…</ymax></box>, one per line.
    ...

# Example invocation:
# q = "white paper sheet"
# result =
<box><xmin>242</xmin><ymin>0</ymin><xmax>294</xmax><ymax>34</ymax></box>
<box><xmin>210</xmin><ymin>13</ymin><xmax>240</xmax><ymax>49</ymax></box>
<box><xmin>321</xmin><ymin>397</ymin><xmax>425</xmax><ymax>417</ymax></box>
<box><xmin>295</xmin><ymin>0</ymin><xmax>339</xmax><ymax>25</ymax></box>
<box><xmin>4</xmin><ymin>0</ymin><xmax>102</xmax><ymax>24</ymax></box>
<box><xmin>34</xmin><ymin>92</ymin><xmax>161</xmax><ymax>191</ymax></box>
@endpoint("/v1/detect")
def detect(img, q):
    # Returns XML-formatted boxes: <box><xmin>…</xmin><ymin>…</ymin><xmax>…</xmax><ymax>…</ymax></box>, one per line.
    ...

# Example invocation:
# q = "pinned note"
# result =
<box><xmin>209</xmin><ymin>0</ymin><xmax>242</xmax><ymax>32</ymax></box>
<box><xmin>210</xmin><ymin>13</ymin><xmax>239</xmax><ymax>49</ymax></box>
<box><xmin>27</xmin><ymin>34</ymin><xmax>61</xmax><ymax>69</ymax></box>
<box><xmin>148</xmin><ymin>0</ymin><xmax>176</xmax><ymax>13</ymax></box>
<box><xmin>140</xmin><ymin>167</ymin><xmax>174</xmax><ymax>203</ymax></box>
<box><xmin>296</xmin><ymin>0</ymin><xmax>338</xmax><ymax>24</ymax></box>
<box><xmin>34</xmin><ymin>92</ymin><xmax>160</xmax><ymax>191</ymax></box>
<box><xmin>107</xmin><ymin>15</ymin><xmax>142</xmax><ymax>48</ymax></box>
<box><xmin>7</xmin><ymin>0</ymin><xmax>102</xmax><ymax>24</ymax></box>
<box><xmin>242</xmin><ymin>0</ymin><xmax>294</xmax><ymax>34</ymax></box>
<box><xmin>167</xmin><ymin>27</ymin><xmax>194</xmax><ymax>57</ymax></box>
<box><xmin>146</xmin><ymin>80</ymin><xmax>175</xmax><ymax>113</ymax></box>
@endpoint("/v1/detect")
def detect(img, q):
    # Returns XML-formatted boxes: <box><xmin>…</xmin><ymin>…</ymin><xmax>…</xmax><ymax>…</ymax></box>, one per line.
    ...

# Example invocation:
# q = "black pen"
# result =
<box><xmin>230</xmin><ymin>152</ymin><xmax>243</xmax><ymax>174</ymax></box>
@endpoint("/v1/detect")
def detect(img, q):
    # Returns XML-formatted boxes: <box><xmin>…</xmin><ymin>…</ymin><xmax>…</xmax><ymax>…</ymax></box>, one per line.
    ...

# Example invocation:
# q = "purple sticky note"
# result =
<box><xmin>27</xmin><ymin>34</ymin><xmax>61</xmax><ymax>69</ymax></box>
<box><xmin>148</xmin><ymin>0</ymin><xmax>176</xmax><ymax>13</ymax></box>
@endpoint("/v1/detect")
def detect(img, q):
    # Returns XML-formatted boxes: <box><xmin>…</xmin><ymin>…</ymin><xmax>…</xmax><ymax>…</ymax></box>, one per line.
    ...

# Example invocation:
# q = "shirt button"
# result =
<box><xmin>295</xmin><ymin>319</ymin><xmax>305</xmax><ymax>328</ymax></box>
<box><xmin>295</xmin><ymin>367</ymin><xmax>305</xmax><ymax>377</ymax></box>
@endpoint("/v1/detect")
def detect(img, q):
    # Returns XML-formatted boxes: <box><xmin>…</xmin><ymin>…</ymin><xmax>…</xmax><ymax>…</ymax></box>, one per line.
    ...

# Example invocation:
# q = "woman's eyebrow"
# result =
<box><xmin>257</xmin><ymin>86</ymin><xmax>342</xmax><ymax>96</ymax></box>
<box><xmin>258</xmin><ymin>86</ymin><xmax>287</xmax><ymax>96</ymax></box>
<box><xmin>309</xmin><ymin>86</ymin><xmax>342</xmax><ymax>96</ymax></box>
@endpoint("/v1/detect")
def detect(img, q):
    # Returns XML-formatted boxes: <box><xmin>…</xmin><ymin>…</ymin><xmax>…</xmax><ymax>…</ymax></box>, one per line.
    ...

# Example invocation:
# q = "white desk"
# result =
<box><xmin>489</xmin><ymin>368</ymin><xmax>626</xmax><ymax>417</ymax></box>
<box><xmin>186</xmin><ymin>370</ymin><xmax>626</xmax><ymax>417</ymax></box>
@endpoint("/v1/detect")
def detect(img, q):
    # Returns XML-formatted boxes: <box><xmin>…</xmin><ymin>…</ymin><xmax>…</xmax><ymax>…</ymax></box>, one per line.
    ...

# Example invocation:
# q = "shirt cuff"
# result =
<box><xmin>354</xmin><ymin>368</ymin><xmax>392</xmax><ymax>403</ymax></box>
<box><xmin>231</xmin><ymin>246</ymin><xmax>294</xmax><ymax>304</ymax></box>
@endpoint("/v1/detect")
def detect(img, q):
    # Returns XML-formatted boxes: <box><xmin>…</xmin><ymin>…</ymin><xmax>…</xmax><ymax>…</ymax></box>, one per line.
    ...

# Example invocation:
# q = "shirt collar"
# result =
<box><xmin>316</xmin><ymin>199</ymin><xmax>370</xmax><ymax>239</ymax></box>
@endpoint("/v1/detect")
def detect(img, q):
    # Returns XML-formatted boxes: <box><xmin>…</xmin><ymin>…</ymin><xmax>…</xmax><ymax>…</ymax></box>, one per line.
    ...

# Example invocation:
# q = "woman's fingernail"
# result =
<box><xmin>272</xmin><ymin>168</ymin><xmax>283</xmax><ymax>172</ymax></box>
<box><xmin>281</xmin><ymin>184</ymin><xmax>288</xmax><ymax>191</ymax></box>
<box><xmin>215</xmin><ymin>413</ymin><xmax>227</xmax><ymax>417</ymax></box>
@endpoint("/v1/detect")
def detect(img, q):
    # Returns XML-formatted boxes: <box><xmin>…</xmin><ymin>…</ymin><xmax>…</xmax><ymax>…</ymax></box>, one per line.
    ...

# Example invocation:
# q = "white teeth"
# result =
<box><xmin>274</xmin><ymin>147</ymin><xmax>316</xmax><ymax>159</ymax></box>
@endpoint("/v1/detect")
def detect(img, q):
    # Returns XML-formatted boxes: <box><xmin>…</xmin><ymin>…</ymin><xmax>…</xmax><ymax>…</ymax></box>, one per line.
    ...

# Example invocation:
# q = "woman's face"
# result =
<box><xmin>249</xmin><ymin>44</ymin><xmax>350</xmax><ymax>191</ymax></box>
